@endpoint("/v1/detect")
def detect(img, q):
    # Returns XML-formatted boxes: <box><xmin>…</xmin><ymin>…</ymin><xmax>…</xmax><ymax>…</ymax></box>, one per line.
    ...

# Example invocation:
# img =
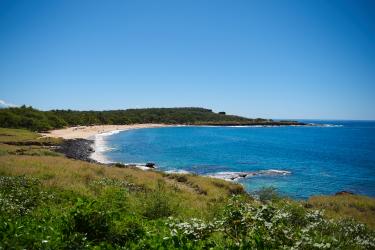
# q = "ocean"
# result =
<box><xmin>95</xmin><ymin>121</ymin><xmax>375</xmax><ymax>199</ymax></box>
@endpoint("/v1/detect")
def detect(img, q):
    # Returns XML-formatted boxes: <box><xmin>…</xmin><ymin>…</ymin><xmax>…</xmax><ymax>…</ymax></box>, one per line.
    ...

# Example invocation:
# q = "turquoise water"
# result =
<box><xmin>103</xmin><ymin>121</ymin><xmax>375</xmax><ymax>199</ymax></box>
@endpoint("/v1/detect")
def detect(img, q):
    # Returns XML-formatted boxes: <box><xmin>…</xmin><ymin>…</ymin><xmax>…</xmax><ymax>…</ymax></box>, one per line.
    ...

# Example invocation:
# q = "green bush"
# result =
<box><xmin>0</xmin><ymin>175</ymin><xmax>374</xmax><ymax>249</ymax></box>
<box><xmin>142</xmin><ymin>180</ymin><xmax>175</xmax><ymax>219</ymax></box>
<box><xmin>0</xmin><ymin>176</ymin><xmax>52</xmax><ymax>217</ymax></box>
<box><xmin>109</xmin><ymin>219</ymin><xmax>145</xmax><ymax>245</ymax></box>
<box><xmin>163</xmin><ymin>196</ymin><xmax>375</xmax><ymax>249</ymax></box>
<box><xmin>64</xmin><ymin>198</ymin><xmax>112</xmax><ymax>242</ymax></box>
<box><xmin>254</xmin><ymin>186</ymin><xmax>282</xmax><ymax>202</ymax></box>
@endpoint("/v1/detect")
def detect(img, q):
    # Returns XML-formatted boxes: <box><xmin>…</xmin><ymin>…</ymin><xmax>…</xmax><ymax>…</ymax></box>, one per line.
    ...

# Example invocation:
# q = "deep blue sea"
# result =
<box><xmin>101</xmin><ymin>121</ymin><xmax>375</xmax><ymax>199</ymax></box>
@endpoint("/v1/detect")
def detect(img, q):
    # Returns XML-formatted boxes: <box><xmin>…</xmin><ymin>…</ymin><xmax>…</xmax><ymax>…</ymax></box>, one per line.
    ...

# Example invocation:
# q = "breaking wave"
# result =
<box><xmin>165</xmin><ymin>169</ymin><xmax>191</xmax><ymax>174</ymax></box>
<box><xmin>207</xmin><ymin>169</ymin><xmax>291</xmax><ymax>181</ymax></box>
<box><xmin>90</xmin><ymin>130</ymin><xmax>122</xmax><ymax>163</ymax></box>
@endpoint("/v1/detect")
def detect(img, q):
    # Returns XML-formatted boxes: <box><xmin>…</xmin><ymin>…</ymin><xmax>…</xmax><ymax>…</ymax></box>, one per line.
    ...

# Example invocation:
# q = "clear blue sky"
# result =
<box><xmin>0</xmin><ymin>0</ymin><xmax>374</xmax><ymax>120</ymax></box>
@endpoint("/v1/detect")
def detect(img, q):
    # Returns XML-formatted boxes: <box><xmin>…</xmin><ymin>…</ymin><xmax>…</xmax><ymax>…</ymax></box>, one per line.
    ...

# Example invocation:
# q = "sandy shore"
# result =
<box><xmin>42</xmin><ymin>124</ymin><xmax>171</xmax><ymax>139</ymax></box>
<box><xmin>42</xmin><ymin>124</ymin><xmax>292</xmax><ymax>180</ymax></box>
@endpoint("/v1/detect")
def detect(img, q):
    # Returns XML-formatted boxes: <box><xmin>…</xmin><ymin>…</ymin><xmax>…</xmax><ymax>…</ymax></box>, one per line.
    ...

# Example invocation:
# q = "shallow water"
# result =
<box><xmin>100</xmin><ymin>121</ymin><xmax>375</xmax><ymax>199</ymax></box>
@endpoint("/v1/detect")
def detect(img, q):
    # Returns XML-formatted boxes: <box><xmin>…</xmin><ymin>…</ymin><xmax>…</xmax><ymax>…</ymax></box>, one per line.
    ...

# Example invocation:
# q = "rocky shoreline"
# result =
<box><xmin>55</xmin><ymin>138</ymin><xmax>157</xmax><ymax>170</ymax></box>
<box><xmin>55</xmin><ymin>139</ymin><xmax>97</xmax><ymax>162</ymax></box>
<box><xmin>55</xmin><ymin>139</ymin><xmax>292</xmax><ymax>181</ymax></box>
<box><xmin>55</xmin><ymin>138</ymin><xmax>357</xmax><ymax>197</ymax></box>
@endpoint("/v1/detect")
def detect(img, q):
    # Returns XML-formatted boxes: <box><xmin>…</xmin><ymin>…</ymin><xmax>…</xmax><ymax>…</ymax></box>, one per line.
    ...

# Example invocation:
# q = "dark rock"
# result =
<box><xmin>146</xmin><ymin>162</ymin><xmax>155</xmax><ymax>168</ymax></box>
<box><xmin>114</xmin><ymin>163</ymin><xmax>126</xmax><ymax>168</ymax></box>
<box><xmin>335</xmin><ymin>191</ymin><xmax>355</xmax><ymax>196</ymax></box>
<box><xmin>55</xmin><ymin>139</ymin><xmax>96</xmax><ymax>162</ymax></box>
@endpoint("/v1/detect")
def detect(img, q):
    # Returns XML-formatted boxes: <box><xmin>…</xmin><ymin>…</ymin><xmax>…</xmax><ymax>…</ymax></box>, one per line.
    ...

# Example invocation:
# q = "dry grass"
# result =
<box><xmin>0</xmin><ymin>128</ymin><xmax>245</xmax><ymax>218</ymax></box>
<box><xmin>0</xmin><ymin>154</ymin><xmax>243</xmax><ymax>218</ymax></box>
<box><xmin>307</xmin><ymin>194</ymin><xmax>375</xmax><ymax>229</ymax></box>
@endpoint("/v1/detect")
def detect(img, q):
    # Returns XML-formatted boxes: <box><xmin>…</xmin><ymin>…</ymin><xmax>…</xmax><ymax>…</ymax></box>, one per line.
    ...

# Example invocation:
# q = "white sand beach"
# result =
<box><xmin>41</xmin><ymin>124</ymin><xmax>171</xmax><ymax>139</ymax></box>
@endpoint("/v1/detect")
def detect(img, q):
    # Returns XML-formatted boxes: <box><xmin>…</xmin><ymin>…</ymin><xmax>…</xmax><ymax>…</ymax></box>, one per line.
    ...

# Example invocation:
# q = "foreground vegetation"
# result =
<box><xmin>0</xmin><ymin>128</ymin><xmax>374</xmax><ymax>249</ymax></box>
<box><xmin>0</xmin><ymin>106</ymin><xmax>302</xmax><ymax>131</ymax></box>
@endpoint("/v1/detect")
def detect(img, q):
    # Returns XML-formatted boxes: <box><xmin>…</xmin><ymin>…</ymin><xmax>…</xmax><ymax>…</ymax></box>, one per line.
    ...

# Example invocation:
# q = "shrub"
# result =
<box><xmin>253</xmin><ymin>186</ymin><xmax>281</xmax><ymax>203</ymax></box>
<box><xmin>0</xmin><ymin>176</ymin><xmax>52</xmax><ymax>217</ymax></box>
<box><xmin>64</xmin><ymin>198</ymin><xmax>112</xmax><ymax>242</ymax></box>
<box><xmin>165</xmin><ymin>196</ymin><xmax>375</xmax><ymax>249</ymax></box>
<box><xmin>142</xmin><ymin>180</ymin><xmax>174</xmax><ymax>219</ymax></box>
<box><xmin>109</xmin><ymin>219</ymin><xmax>145</xmax><ymax>245</ymax></box>
<box><xmin>0</xmin><ymin>173</ymin><xmax>374</xmax><ymax>249</ymax></box>
<box><xmin>166</xmin><ymin>217</ymin><xmax>215</xmax><ymax>248</ymax></box>
<box><xmin>174</xmin><ymin>175</ymin><xmax>188</xmax><ymax>183</ymax></box>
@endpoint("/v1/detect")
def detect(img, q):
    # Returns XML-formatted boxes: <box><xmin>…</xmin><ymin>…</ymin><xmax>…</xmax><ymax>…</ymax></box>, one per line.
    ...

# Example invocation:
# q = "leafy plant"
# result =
<box><xmin>254</xmin><ymin>186</ymin><xmax>282</xmax><ymax>203</ymax></box>
<box><xmin>142</xmin><ymin>180</ymin><xmax>175</xmax><ymax>219</ymax></box>
<box><xmin>64</xmin><ymin>198</ymin><xmax>112</xmax><ymax>242</ymax></box>
<box><xmin>0</xmin><ymin>176</ymin><xmax>52</xmax><ymax>217</ymax></box>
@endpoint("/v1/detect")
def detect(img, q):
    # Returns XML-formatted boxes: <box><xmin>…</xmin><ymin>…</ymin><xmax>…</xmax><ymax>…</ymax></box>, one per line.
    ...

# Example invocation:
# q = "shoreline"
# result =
<box><xmin>51</xmin><ymin>124</ymin><xmax>294</xmax><ymax>182</ymax></box>
<box><xmin>47</xmin><ymin>124</ymin><xmax>177</xmax><ymax>167</ymax></box>
<box><xmin>43</xmin><ymin>122</ymin><xmax>319</xmax><ymax>140</ymax></box>
<box><xmin>49</xmin><ymin>124</ymin><xmax>359</xmax><ymax>196</ymax></box>
<box><xmin>55</xmin><ymin>136</ymin><xmax>294</xmax><ymax>182</ymax></box>
<box><xmin>44</xmin><ymin>124</ymin><xmax>176</xmax><ymax>165</ymax></box>
<box><xmin>46</xmin><ymin>123</ymin><xmax>321</xmax><ymax>177</ymax></box>
<box><xmin>42</xmin><ymin>124</ymin><xmax>173</xmax><ymax>140</ymax></box>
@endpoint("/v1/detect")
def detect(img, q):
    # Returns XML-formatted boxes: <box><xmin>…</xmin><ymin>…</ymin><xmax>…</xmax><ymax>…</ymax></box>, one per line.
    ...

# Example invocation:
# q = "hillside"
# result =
<box><xmin>0</xmin><ymin>106</ymin><xmax>303</xmax><ymax>132</ymax></box>
<box><xmin>0</xmin><ymin>128</ymin><xmax>374</xmax><ymax>249</ymax></box>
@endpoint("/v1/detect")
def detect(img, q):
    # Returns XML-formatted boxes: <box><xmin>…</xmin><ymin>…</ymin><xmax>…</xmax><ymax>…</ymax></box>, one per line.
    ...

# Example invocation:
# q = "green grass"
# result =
<box><xmin>307</xmin><ymin>194</ymin><xmax>375</xmax><ymax>229</ymax></box>
<box><xmin>0</xmin><ymin>128</ymin><xmax>63</xmax><ymax>157</ymax></box>
<box><xmin>0</xmin><ymin>127</ymin><xmax>62</xmax><ymax>144</ymax></box>
<box><xmin>0</xmin><ymin>127</ymin><xmax>39</xmax><ymax>142</ymax></box>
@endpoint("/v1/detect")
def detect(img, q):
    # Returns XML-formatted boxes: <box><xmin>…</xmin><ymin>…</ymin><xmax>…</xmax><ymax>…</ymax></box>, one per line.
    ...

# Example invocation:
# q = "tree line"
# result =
<box><xmin>0</xmin><ymin>106</ymin><xmax>299</xmax><ymax>131</ymax></box>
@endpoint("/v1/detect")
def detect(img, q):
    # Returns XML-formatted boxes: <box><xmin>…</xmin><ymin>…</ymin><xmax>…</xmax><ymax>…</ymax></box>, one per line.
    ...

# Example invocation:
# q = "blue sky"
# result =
<box><xmin>0</xmin><ymin>0</ymin><xmax>374</xmax><ymax>120</ymax></box>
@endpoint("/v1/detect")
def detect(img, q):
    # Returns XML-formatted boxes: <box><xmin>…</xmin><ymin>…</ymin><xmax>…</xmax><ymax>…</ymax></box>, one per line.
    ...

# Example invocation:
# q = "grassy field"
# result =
<box><xmin>0</xmin><ymin>128</ymin><xmax>374</xmax><ymax>249</ymax></box>
<box><xmin>307</xmin><ymin>194</ymin><xmax>375</xmax><ymax>229</ymax></box>
<box><xmin>0</xmin><ymin>128</ymin><xmax>243</xmax><ymax>217</ymax></box>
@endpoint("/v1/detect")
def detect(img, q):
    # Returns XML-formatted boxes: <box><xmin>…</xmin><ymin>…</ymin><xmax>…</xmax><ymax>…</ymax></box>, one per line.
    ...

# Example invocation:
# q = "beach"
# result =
<box><xmin>43</xmin><ymin>124</ymin><xmax>174</xmax><ymax>164</ymax></box>
<box><xmin>42</xmin><ymin>124</ymin><xmax>171</xmax><ymax>139</ymax></box>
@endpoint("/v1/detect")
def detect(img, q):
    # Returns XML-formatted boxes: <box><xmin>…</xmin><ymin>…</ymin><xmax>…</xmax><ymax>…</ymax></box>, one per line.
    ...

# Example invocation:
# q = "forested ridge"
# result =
<box><xmin>0</xmin><ymin>106</ymin><xmax>302</xmax><ymax>131</ymax></box>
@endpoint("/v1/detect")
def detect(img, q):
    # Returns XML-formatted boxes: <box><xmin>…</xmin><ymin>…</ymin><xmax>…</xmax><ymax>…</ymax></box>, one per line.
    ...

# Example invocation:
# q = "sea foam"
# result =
<box><xmin>165</xmin><ymin>169</ymin><xmax>191</xmax><ymax>174</ymax></box>
<box><xmin>90</xmin><ymin>130</ymin><xmax>122</xmax><ymax>163</ymax></box>
<box><xmin>207</xmin><ymin>169</ymin><xmax>291</xmax><ymax>181</ymax></box>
